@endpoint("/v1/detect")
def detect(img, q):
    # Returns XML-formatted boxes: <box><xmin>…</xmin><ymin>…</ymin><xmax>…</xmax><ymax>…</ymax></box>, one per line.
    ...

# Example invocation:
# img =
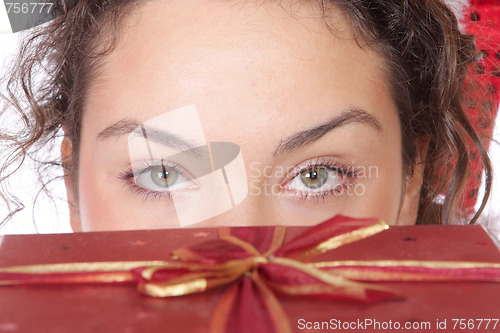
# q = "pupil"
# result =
<box><xmin>151</xmin><ymin>166</ymin><xmax>178</xmax><ymax>187</ymax></box>
<box><xmin>300</xmin><ymin>167</ymin><xmax>327</xmax><ymax>189</ymax></box>
<box><xmin>156</xmin><ymin>169</ymin><xmax>169</xmax><ymax>185</ymax></box>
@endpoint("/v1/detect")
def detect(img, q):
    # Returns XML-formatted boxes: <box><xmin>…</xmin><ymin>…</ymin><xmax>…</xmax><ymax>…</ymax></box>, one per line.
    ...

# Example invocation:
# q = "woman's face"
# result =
<box><xmin>67</xmin><ymin>0</ymin><xmax>424</xmax><ymax>231</ymax></box>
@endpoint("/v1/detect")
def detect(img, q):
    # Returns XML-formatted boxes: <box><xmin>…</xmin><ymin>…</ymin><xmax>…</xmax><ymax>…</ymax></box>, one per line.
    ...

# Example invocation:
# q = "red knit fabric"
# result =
<box><xmin>460</xmin><ymin>0</ymin><xmax>500</xmax><ymax>216</ymax></box>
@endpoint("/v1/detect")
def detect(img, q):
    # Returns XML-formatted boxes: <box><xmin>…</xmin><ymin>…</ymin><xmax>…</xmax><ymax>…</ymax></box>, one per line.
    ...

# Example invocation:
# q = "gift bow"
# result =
<box><xmin>1</xmin><ymin>216</ymin><xmax>500</xmax><ymax>333</ymax></box>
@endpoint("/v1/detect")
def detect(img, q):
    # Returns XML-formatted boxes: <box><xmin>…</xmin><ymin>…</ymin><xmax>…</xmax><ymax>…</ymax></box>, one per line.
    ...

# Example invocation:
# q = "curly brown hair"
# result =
<box><xmin>0</xmin><ymin>0</ymin><xmax>493</xmax><ymax>227</ymax></box>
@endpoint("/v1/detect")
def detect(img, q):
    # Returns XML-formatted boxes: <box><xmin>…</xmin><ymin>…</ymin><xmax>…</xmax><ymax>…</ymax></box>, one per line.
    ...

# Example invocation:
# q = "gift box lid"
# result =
<box><xmin>0</xmin><ymin>223</ymin><xmax>499</xmax><ymax>333</ymax></box>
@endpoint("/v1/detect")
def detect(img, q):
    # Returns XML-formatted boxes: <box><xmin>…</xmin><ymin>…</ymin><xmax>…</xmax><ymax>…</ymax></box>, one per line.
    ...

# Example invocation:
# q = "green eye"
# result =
<box><xmin>299</xmin><ymin>167</ymin><xmax>328</xmax><ymax>189</ymax></box>
<box><xmin>150</xmin><ymin>166</ymin><xmax>179</xmax><ymax>188</ymax></box>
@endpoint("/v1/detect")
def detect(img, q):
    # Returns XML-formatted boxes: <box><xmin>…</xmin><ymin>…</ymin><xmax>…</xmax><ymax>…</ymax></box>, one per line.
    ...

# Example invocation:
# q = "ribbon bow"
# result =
<box><xmin>1</xmin><ymin>216</ymin><xmax>500</xmax><ymax>333</ymax></box>
<box><xmin>135</xmin><ymin>216</ymin><xmax>396</xmax><ymax>333</ymax></box>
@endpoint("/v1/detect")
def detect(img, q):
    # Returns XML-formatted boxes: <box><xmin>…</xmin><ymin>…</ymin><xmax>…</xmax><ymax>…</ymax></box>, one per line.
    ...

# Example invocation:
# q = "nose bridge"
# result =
<box><xmin>168</xmin><ymin>136</ymin><xmax>282</xmax><ymax>228</ymax></box>
<box><xmin>193</xmin><ymin>184</ymin><xmax>276</xmax><ymax>228</ymax></box>
<box><xmin>191</xmin><ymin>145</ymin><xmax>282</xmax><ymax>227</ymax></box>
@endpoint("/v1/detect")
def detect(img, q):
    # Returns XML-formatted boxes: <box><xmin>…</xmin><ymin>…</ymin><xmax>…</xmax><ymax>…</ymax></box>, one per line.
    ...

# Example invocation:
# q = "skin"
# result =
<box><xmin>63</xmin><ymin>0</ymin><xmax>426</xmax><ymax>231</ymax></box>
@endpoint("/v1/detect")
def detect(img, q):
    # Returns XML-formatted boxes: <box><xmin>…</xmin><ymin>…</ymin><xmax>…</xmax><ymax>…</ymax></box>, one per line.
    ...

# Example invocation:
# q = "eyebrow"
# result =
<box><xmin>97</xmin><ymin>119</ymin><xmax>197</xmax><ymax>152</ymax></box>
<box><xmin>97</xmin><ymin>108</ymin><xmax>381</xmax><ymax>158</ymax></box>
<box><xmin>273</xmin><ymin>108</ymin><xmax>382</xmax><ymax>157</ymax></box>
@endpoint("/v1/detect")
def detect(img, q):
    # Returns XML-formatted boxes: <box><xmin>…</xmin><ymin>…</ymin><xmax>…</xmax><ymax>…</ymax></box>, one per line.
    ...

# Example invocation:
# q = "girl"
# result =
<box><xmin>0</xmin><ymin>0</ymin><xmax>496</xmax><ymax>231</ymax></box>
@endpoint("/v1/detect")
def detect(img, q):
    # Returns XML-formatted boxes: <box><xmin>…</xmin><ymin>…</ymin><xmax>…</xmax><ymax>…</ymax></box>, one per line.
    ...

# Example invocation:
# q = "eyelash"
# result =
<box><xmin>119</xmin><ymin>157</ymin><xmax>362</xmax><ymax>203</ymax></box>
<box><xmin>118</xmin><ymin>160</ymin><xmax>191</xmax><ymax>201</ymax></box>
<box><xmin>281</xmin><ymin>157</ymin><xmax>361</xmax><ymax>203</ymax></box>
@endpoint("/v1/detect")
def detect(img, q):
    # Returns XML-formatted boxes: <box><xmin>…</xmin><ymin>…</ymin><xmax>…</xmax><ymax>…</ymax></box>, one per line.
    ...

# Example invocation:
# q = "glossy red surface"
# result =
<box><xmin>0</xmin><ymin>225</ymin><xmax>499</xmax><ymax>333</ymax></box>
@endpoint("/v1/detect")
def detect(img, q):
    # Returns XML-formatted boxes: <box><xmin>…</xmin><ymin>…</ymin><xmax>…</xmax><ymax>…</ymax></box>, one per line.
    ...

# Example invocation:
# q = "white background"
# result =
<box><xmin>0</xmin><ymin>2</ymin><xmax>498</xmax><ymax>237</ymax></box>
<box><xmin>0</xmin><ymin>7</ymin><xmax>70</xmax><ymax>234</ymax></box>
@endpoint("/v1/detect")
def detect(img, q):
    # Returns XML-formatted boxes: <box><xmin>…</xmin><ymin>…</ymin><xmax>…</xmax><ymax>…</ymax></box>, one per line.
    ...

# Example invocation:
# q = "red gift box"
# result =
<box><xmin>0</xmin><ymin>218</ymin><xmax>499</xmax><ymax>333</ymax></box>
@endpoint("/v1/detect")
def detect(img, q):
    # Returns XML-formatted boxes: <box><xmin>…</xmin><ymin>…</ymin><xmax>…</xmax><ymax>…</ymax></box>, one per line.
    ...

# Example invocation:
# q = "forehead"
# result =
<box><xmin>84</xmin><ymin>0</ymin><xmax>395</xmax><ymax>145</ymax></box>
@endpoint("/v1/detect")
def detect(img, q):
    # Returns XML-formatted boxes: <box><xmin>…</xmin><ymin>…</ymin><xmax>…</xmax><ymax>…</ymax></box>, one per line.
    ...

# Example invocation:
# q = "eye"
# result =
<box><xmin>281</xmin><ymin>157</ymin><xmax>360</xmax><ymax>200</ymax></box>
<box><xmin>121</xmin><ymin>161</ymin><xmax>198</xmax><ymax>199</ymax></box>
<box><xmin>285</xmin><ymin>167</ymin><xmax>345</xmax><ymax>194</ymax></box>
<box><xmin>136</xmin><ymin>165</ymin><xmax>184</xmax><ymax>190</ymax></box>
